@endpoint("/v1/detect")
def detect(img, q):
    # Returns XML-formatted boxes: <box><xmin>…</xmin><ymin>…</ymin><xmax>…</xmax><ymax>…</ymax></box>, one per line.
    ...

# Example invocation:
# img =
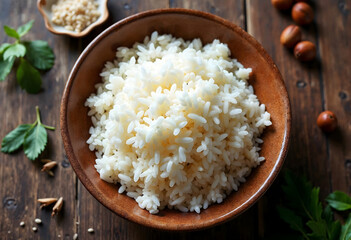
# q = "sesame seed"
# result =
<box><xmin>32</xmin><ymin>227</ymin><xmax>37</xmax><ymax>232</ymax></box>
<box><xmin>34</xmin><ymin>218</ymin><xmax>42</xmax><ymax>224</ymax></box>
<box><xmin>87</xmin><ymin>228</ymin><xmax>94</xmax><ymax>233</ymax></box>
<box><xmin>73</xmin><ymin>233</ymin><xmax>78</xmax><ymax>240</ymax></box>
<box><xmin>19</xmin><ymin>221</ymin><xmax>25</xmax><ymax>227</ymax></box>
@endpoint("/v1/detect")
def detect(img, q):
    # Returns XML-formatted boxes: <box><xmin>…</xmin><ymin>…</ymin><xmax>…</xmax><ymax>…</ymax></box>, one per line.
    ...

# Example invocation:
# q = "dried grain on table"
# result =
<box><xmin>51</xmin><ymin>0</ymin><xmax>100</xmax><ymax>32</ymax></box>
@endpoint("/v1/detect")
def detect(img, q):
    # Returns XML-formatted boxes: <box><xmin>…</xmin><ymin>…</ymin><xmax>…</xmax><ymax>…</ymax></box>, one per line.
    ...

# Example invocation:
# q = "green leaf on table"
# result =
<box><xmin>310</xmin><ymin>187</ymin><xmax>323</xmax><ymax>221</ymax></box>
<box><xmin>307</xmin><ymin>220</ymin><xmax>328</xmax><ymax>238</ymax></box>
<box><xmin>3</xmin><ymin>43</ymin><xmax>26</xmax><ymax>60</ymax></box>
<box><xmin>17</xmin><ymin>20</ymin><xmax>34</xmax><ymax>37</ymax></box>
<box><xmin>4</xmin><ymin>25</ymin><xmax>19</xmax><ymax>39</ymax></box>
<box><xmin>1</xmin><ymin>124</ymin><xmax>32</xmax><ymax>153</ymax></box>
<box><xmin>24</xmin><ymin>40</ymin><xmax>55</xmax><ymax>70</ymax></box>
<box><xmin>0</xmin><ymin>53</ymin><xmax>15</xmax><ymax>81</ymax></box>
<box><xmin>277</xmin><ymin>206</ymin><xmax>306</xmax><ymax>236</ymax></box>
<box><xmin>323</xmin><ymin>206</ymin><xmax>341</xmax><ymax>240</ymax></box>
<box><xmin>282</xmin><ymin>170</ymin><xmax>314</xmax><ymax>218</ymax></box>
<box><xmin>0</xmin><ymin>43</ymin><xmax>11</xmax><ymax>54</ymax></box>
<box><xmin>1</xmin><ymin>107</ymin><xmax>54</xmax><ymax>161</ymax></box>
<box><xmin>329</xmin><ymin>221</ymin><xmax>342</xmax><ymax>240</ymax></box>
<box><xmin>23</xmin><ymin>124</ymin><xmax>47</xmax><ymax>160</ymax></box>
<box><xmin>16</xmin><ymin>58</ymin><xmax>42</xmax><ymax>94</ymax></box>
<box><xmin>340</xmin><ymin>214</ymin><xmax>351</xmax><ymax>240</ymax></box>
<box><xmin>326</xmin><ymin>191</ymin><xmax>351</xmax><ymax>211</ymax></box>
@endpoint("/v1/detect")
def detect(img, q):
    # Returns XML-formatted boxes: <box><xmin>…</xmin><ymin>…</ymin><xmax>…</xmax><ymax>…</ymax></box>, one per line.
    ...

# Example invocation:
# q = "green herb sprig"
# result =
<box><xmin>0</xmin><ymin>20</ymin><xmax>55</xmax><ymax>93</ymax></box>
<box><xmin>1</xmin><ymin>106</ymin><xmax>55</xmax><ymax>160</ymax></box>
<box><xmin>277</xmin><ymin>171</ymin><xmax>351</xmax><ymax>240</ymax></box>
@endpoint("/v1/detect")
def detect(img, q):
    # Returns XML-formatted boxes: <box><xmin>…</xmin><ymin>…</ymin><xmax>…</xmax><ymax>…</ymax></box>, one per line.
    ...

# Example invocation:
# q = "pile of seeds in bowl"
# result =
<box><xmin>51</xmin><ymin>0</ymin><xmax>100</xmax><ymax>32</ymax></box>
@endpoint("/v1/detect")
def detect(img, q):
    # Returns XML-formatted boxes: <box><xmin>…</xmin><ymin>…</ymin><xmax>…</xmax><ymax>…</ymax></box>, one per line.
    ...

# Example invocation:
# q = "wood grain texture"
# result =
<box><xmin>247</xmin><ymin>0</ymin><xmax>351</xmax><ymax>237</ymax></box>
<box><xmin>0</xmin><ymin>0</ymin><xmax>350</xmax><ymax>239</ymax></box>
<box><xmin>315</xmin><ymin>0</ymin><xmax>351</xmax><ymax>193</ymax></box>
<box><xmin>0</xmin><ymin>1</ymin><xmax>79</xmax><ymax>240</ymax></box>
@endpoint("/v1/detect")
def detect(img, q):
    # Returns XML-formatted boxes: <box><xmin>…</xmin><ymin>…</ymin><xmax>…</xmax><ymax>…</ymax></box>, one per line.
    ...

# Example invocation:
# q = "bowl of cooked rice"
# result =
<box><xmin>60</xmin><ymin>8</ymin><xmax>291</xmax><ymax>230</ymax></box>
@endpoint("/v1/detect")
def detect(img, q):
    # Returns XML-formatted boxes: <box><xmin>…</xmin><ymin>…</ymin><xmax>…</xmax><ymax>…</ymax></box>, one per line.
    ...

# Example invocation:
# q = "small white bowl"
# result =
<box><xmin>37</xmin><ymin>0</ymin><xmax>109</xmax><ymax>38</ymax></box>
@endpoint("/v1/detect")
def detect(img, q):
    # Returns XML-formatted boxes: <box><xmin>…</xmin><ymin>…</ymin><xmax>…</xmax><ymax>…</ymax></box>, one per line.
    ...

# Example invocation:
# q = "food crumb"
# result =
<box><xmin>34</xmin><ymin>218</ymin><xmax>42</xmax><ymax>224</ymax></box>
<box><xmin>73</xmin><ymin>233</ymin><xmax>78</xmax><ymax>239</ymax></box>
<box><xmin>20</xmin><ymin>221</ymin><xmax>25</xmax><ymax>227</ymax></box>
<box><xmin>8</xmin><ymin>230</ymin><xmax>11</xmax><ymax>234</ymax></box>
<box><xmin>87</xmin><ymin>228</ymin><xmax>94</xmax><ymax>233</ymax></box>
<box><xmin>58</xmin><ymin>234</ymin><xmax>61</xmax><ymax>237</ymax></box>
<box><xmin>32</xmin><ymin>227</ymin><xmax>38</xmax><ymax>232</ymax></box>
<box><xmin>76</xmin><ymin>221</ymin><xmax>80</xmax><ymax>225</ymax></box>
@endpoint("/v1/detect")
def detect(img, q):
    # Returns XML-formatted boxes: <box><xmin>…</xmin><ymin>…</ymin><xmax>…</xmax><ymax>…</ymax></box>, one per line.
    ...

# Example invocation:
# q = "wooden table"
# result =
<box><xmin>1</xmin><ymin>0</ymin><xmax>350</xmax><ymax>239</ymax></box>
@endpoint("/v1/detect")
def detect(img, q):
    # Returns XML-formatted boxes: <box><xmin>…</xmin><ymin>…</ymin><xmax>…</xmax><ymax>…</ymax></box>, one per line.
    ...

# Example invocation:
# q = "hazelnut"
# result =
<box><xmin>317</xmin><ymin>111</ymin><xmax>337</xmax><ymax>132</ymax></box>
<box><xmin>294</xmin><ymin>41</ymin><xmax>316</xmax><ymax>61</ymax></box>
<box><xmin>292</xmin><ymin>2</ymin><xmax>314</xmax><ymax>25</ymax></box>
<box><xmin>280</xmin><ymin>25</ymin><xmax>302</xmax><ymax>48</ymax></box>
<box><xmin>271</xmin><ymin>0</ymin><xmax>294</xmax><ymax>10</ymax></box>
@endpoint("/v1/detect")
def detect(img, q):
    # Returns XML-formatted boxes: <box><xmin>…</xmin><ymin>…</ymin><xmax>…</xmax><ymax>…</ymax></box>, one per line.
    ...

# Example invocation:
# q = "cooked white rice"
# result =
<box><xmin>85</xmin><ymin>31</ymin><xmax>272</xmax><ymax>214</ymax></box>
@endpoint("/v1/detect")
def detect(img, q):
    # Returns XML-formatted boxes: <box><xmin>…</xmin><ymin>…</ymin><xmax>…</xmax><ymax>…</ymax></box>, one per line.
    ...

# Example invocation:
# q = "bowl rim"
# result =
<box><xmin>36</xmin><ymin>0</ymin><xmax>109</xmax><ymax>38</ymax></box>
<box><xmin>60</xmin><ymin>8</ymin><xmax>291</xmax><ymax>231</ymax></box>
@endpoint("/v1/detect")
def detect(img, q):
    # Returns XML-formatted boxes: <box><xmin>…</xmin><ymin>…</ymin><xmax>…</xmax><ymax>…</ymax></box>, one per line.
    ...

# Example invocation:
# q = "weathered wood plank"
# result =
<box><xmin>315</xmin><ymin>0</ymin><xmax>351</xmax><ymax>194</ymax></box>
<box><xmin>246</xmin><ymin>0</ymin><xmax>335</xmax><ymax>237</ymax></box>
<box><xmin>0</xmin><ymin>1</ymin><xmax>79</xmax><ymax>239</ymax></box>
<box><xmin>169</xmin><ymin>0</ymin><xmax>246</xmax><ymax>29</ymax></box>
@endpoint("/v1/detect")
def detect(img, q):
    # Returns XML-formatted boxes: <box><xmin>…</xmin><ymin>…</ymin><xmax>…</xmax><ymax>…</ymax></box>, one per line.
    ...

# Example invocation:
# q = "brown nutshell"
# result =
<box><xmin>317</xmin><ymin>111</ymin><xmax>338</xmax><ymax>132</ymax></box>
<box><xmin>271</xmin><ymin>0</ymin><xmax>294</xmax><ymax>10</ymax></box>
<box><xmin>294</xmin><ymin>41</ymin><xmax>316</xmax><ymax>61</ymax></box>
<box><xmin>292</xmin><ymin>2</ymin><xmax>314</xmax><ymax>25</ymax></box>
<box><xmin>38</xmin><ymin>198</ymin><xmax>58</xmax><ymax>208</ymax></box>
<box><xmin>280</xmin><ymin>25</ymin><xmax>302</xmax><ymax>48</ymax></box>
<box><xmin>52</xmin><ymin>197</ymin><xmax>63</xmax><ymax>216</ymax></box>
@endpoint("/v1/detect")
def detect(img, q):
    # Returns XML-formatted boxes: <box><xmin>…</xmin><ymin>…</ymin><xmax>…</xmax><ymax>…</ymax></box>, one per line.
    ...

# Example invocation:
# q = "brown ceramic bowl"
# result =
<box><xmin>60</xmin><ymin>9</ymin><xmax>291</xmax><ymax>231</ymax></box>
<box><xmin>37</xmin><ymin>0</ymin><xmax>109</xmax><ymax>37</ymax></box>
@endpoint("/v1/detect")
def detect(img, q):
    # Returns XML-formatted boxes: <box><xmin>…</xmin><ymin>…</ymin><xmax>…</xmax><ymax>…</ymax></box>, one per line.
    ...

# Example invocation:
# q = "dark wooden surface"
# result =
<box><xmin>1</xmin><ymin>0</ymin><xmax>350</xmax><ymax>239</ymax></box>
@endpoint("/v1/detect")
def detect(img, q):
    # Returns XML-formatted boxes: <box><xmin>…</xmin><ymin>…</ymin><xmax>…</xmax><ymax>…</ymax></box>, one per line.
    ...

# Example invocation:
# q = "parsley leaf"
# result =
<box><xmin>282</xmin><ymin>171</ymin><xmax>314</xmax><ymax>219</ymax></box>
<box><xmin>277</xmin><ymin>206</ymin><xmax>307</xmax><ymax>238</ymax></box>
<box><xmin>0</xmin><ymin>43</ymin><xmax>11</xmax><ymax>54</ymax></box>
<box><xmin>24</xmin><ymin>40</ymin><xmax>55</xmax><ymax>70</ymax></box>
<box><xmin>0</xmin><ymin>20</ymin><xmax>55</xmax><ymax>92</ymax></box>
<box><xmin>1</xmin><ymin>124</ymin><xmax>32</xmax><ymax>153</ymax></box>
<box><xmin>23</xmin><ymin>124</ymin><xmax>47</xmax><ymax>160</ymax></box>
<box><xmin>277</xmin><ymin>171</ymin><xmax>349</xmax><ymax>240</ymax></box>
<box><xmin>306</xmin><ymin>220</ymin><xmax>327</xmax><ymax>238</ymax></box>
<box><xmin>310</xmin><ymin>187</ymin><xmax>323</xmax><ymax>221</ymax></box>
<box><xmin>0</xmin><ymin>53</ymin><xmax>15</xmax><ymax>81</ymax></box>
<box><xmin>3</xmin><ymin>43</ymin><xmax>26</xmax><ymax>60</ymax></box>
<box><xmin>323</xmin><ymin>206</ymin><xmax>341</xmax><ymax>240</ymax></box>
<box><xmin>16</xmin><ymin>58</ymin><xmax>42</xmax><ymax>94</ymax></box>
<box><xmin>340</xmin><ymin>214</ymin><xmax>351</xmax><ymax>240</ymax></box>
<box><xmin>0</xmin><ymin>106</ymin><xmax>55</xmax><ymax>160</ymax></box>
<box><xmin>326</xmin><ymin>191</ymin><xmax>351</xmax><ymax>211</ymax></box>
<box><xmin>4</xmin><ymin>25</ymin><xmax>20</xmax><ymax>39</ymax></box>
<box><xmin>17</xmin><ymin>20</ymin><xmax>34</xmax><ymax>37</ymax></box>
